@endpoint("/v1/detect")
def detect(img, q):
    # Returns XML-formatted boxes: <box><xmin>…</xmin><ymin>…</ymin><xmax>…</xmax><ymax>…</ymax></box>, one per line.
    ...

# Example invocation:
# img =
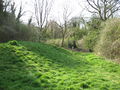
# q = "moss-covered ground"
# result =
<box><xmin>0</xmin><ymin>41</ymin><xmax>120</xmax><ymax>90</ymax></box>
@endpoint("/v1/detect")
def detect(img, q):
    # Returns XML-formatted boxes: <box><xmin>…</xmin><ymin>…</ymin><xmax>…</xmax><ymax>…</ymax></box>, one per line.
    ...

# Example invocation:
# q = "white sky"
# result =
<box><xmin>12</xmin><ymin>0</ymin><xmax>91</xmax><ymax>24</ymax></box>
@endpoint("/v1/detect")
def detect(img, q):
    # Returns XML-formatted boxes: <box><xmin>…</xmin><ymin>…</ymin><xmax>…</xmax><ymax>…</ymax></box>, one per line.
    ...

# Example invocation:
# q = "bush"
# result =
<box><xmin>15</xmin><ymin>23</ymin><xmax>31</xmax><ymax>41</ymax></box>
<box><xmin>46</xmin><ymin>39</ymin><xmax>62</xmax><ymax>47</ymax></box>
<box><xmin>95</xmin><ymin>19</ymin><xmax>120</xmax><ymax>60</ymax></box>
<box><xmin>87</xmin><ymin>16</ymin><xmax>102</xmax><ymax>31</ymax></box>
<box><xmin>8</xmin><ymin>40</ymin><xmax>19</xmax><ymax>46</ymax></box>
<box><xmin>81</xmin><ymin>16</ymin><xmax>102</xmax><ymax>52</ymax></box>
<box><xmin>0</xmin><ymin>11</ymin><xmax>37</xmax><ymax>42</ymax></box>
<box><xmin>83</xmin><ymin>31</ymin><xmax>100</xmax><ymax>52</ymax></box>
<box><xmin>46</xmin><ymin>38</ymin><xmax>70</xmax><ymax>48</ymax></box>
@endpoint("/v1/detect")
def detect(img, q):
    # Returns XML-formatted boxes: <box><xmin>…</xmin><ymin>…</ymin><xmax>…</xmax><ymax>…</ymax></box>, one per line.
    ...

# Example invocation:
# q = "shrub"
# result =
<box><xmin>15</xmin><ymin>23</ymin><xmax>31</xmax><ymax>41</ymax></box>
<box><xmin>46</xmin><ymin>39</ymin><xmax>62</xmax><ymax>47</ymax></box>
<box><xmin>95</xmin><ymin>19</ymin><xmax>120</xmax><ymax>60</ymax></box>
<box><xmin>83</xmin><ymin>31</ymin><xmax>100</xmax><ymax>52</ymax></box>
<box><xmin>8</xmin><ymin>40</ymin><xmax>19</xmax><ymax>46</ymax></box>
<box><xmin>81</xmin><ymin>16</ymin><xmax>102</xmax><ymax>52</ymax></box>
<box><xmin>87</xmin><ymin>16</ymin><xmax>102</xmax><ymax>31</ymax></box>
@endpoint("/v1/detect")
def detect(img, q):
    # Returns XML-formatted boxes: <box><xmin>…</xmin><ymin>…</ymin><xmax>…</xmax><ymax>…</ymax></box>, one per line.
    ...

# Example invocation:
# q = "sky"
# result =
<box><xmin>12</xmin><ymin>0</ymin><xmax>91</xmax><ymax>24</ymax></box>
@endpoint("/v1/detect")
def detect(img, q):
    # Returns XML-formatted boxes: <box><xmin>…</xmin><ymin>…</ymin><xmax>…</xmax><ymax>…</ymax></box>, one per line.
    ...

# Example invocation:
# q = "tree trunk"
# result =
<box><xmin>61</xmin><ymin>34</ymin><xmax>65</xmax><ymax>47</ymax></box>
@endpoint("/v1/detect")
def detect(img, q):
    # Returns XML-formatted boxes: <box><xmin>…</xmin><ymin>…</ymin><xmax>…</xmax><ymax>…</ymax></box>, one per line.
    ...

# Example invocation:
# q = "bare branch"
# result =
<box><xmin>86</xmin><ymin>0</ymin><xmax>99</xmax><ymax>11</ymax></box>
<box><xmin>34</xmin><ymin>0</ymin><xmax>54</xmax><ymax>30</ymax></box>
<box><xmin>86</xmin><ymin>0</ymin><xmax>120</xmax><ymax>21</ymax></box>
<box><xmin>16</xmin><ymin>3</ymin><xmax>26</xmax><ymax>22</ymax></box>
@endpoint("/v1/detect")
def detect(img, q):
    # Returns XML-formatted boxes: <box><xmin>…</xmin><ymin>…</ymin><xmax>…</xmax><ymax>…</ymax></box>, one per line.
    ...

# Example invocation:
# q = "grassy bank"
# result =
<box><xmin>0</xmin><ymin>41</ymin><xmax>120</xmax><ymax>90</ymax></box>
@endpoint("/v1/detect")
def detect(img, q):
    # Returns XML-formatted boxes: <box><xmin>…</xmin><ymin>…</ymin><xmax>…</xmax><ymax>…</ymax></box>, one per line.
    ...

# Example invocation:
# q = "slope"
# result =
<box><xmin>0</xmin><ymin>41</ymin><xmax>120</xmax><ymax>90</ymax></box>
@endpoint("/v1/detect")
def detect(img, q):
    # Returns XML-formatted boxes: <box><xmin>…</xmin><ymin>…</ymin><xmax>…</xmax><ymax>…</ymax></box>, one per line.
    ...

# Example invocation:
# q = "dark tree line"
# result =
<box><xmin>0</xmin><ymin>0</ymin><xmax>33</xmax><ymax>42</ymax></box>
<box><xmin>0</xmin><ymin>0</ymin><xmax>3</xmax><ymax>13</ymax></box>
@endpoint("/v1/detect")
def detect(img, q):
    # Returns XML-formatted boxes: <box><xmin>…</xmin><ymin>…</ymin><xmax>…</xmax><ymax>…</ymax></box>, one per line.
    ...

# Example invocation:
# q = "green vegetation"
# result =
<box><xmin>0</xmin><ymin>0</ymin><xmax>120</xmax><ymax>60</ymax></box>
<box><xmin>0</xmin><ymin>0</ymin><xmax>120</xmax><ymax>89</ymax></box>
<box><xmin>95</xmin><ymin>19</ymin><xmax>120</xmax><ymax>60</ymax></box>
<box><xmin>83</xmin><ymin>31</ymin><xmax>100</xmax><ymax>52</ymax></box>
<box><xmin>0</xmin><ymin>41</ymin><xmax>120</xmax><ymax>90</ymax></box>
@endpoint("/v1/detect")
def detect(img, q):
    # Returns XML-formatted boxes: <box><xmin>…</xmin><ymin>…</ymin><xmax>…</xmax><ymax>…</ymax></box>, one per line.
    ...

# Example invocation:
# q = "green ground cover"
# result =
<box><xmin>0</xmin><ymin>41</ymin><xmax>120</xmax><ymax>90</ymax></box>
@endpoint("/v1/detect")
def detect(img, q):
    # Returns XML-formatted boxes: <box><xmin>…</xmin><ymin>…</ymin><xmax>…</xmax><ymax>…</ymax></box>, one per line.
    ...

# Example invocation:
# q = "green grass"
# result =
<box><xmin>0</xmin><ymin>41</ymin><xmax>120</xmax><ymax>90</ymax></box>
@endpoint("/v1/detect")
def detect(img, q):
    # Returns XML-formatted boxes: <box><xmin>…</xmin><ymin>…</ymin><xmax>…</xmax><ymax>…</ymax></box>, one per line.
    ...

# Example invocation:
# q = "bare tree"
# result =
<box><xmin>28</xmin><ymin>16</ymin><xmax>33</xmax><ymax>25</ymax></box>
<box><xmin>34</xmin><ymin>0</ymin><xmax>54</xmax><ymax>41</ymax></box>
<box><xmin>4</xmin><ymin>0</ymin><xmax>11</xmax><ymax>12</ymax></box>
<box><xmin>10</xmin><ymin>2</ymin><xmax>25</xmax><ymax>23</ymax></box>
<box><xmin>16</xmin><ymin>3</ymin><xmax>26</xmax><ymax>22</ymax></box>
<box><xmin>10</xmin><ymin>2</ymin><xmax>16</xmax><ymax>15</ymax></box>
<box><xmin>59</xmin><ymin>5</ymin><xmax>72</xmax><ymax>47</ymax></box>
<box><xmin>86</xmin><ymin>0</ymin><xmax>120</xmax><ymax>21</ymax></box>
<box><xmin>34</xmin><ymin>0</ymin><xmax>54</xmax><ymax>31</ymax></box>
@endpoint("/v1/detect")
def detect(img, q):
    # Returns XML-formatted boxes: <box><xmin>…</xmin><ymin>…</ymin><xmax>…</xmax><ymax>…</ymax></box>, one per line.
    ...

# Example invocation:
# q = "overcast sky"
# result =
<box><xmin>12</xmin><ymin>0</ymin><xmax>91</xmax><ymax>24</ymax></box>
